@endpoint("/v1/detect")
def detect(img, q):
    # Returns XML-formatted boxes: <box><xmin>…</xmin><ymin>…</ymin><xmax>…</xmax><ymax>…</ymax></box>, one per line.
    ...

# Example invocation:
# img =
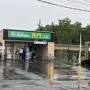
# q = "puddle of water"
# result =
<box><xmin>54</xmin><ymin>65</ymin><xmax>90</xmax><ymax>80</ymax></box>
<box><xmin>0</xmin><ymin>61</ymin><xmax>31</xmax><ymax>80</ymax></box>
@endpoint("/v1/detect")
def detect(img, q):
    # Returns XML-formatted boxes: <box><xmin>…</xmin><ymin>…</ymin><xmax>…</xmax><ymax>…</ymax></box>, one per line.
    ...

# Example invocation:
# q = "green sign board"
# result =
<box><xmin>7</xmin><ymin>30</ymin><xmax>51</xmax><ymax>40</ymax></box>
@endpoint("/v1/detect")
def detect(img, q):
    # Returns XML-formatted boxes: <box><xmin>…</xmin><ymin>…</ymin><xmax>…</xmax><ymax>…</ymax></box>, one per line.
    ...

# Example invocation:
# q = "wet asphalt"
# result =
<box><xmin>0</xmin><ymin>61</ymin><xmax>90</xmax><ymax>90</ymax></box>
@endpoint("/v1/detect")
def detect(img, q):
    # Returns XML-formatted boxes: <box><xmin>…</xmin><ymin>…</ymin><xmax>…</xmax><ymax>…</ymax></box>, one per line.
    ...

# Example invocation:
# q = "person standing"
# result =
<box><xmin>19</xmin><ymin>48</ymin><xmax>23</xmax><ymax>61</ymax></box>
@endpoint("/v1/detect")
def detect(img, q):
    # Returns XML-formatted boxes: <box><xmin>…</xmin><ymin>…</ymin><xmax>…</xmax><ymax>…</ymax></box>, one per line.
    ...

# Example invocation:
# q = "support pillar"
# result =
<box><xmin>47</xmin><ymin>42</ymin><xmax>54</xmax><ymax>59</ymax></box>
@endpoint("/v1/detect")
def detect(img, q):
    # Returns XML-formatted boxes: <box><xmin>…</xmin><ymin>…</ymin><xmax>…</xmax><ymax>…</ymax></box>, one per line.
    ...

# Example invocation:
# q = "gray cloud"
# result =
<box><xmin>0</xmin><ymin>0</ymin><xmax>90</xmax><ymax>30</ymax></box>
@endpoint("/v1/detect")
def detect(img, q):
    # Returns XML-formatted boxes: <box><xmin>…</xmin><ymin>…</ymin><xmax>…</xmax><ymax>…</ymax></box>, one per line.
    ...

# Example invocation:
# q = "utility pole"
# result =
<box><xmin>67</xmin><ymin>28</ymin><xmax>70</xmax><ymax>64</ymax></box>
<box><xmin>77</xmin><ymin>32</ymin><xmax>82</xmax><ymax>89</ymax></box>
<box><xmin>38</xmin><ymin>19</ymin><xmax>41</xmax><ymax>31</ymax></box>
<box><xmin>78</xmin><ymin>32</ymin><xmax>82</xmax><ymax>80</ymax></box>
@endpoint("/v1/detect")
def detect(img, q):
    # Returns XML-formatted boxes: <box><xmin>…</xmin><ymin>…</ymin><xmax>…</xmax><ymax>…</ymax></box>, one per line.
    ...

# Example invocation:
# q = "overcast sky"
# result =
<box><xmin>0</xmin><ymin>0</ymin><xmax>90</xmax><ymax>30</ymax></box>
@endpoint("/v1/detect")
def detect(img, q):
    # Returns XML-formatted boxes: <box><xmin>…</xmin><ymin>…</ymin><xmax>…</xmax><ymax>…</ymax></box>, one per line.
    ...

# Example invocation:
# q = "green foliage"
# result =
<box><xmin>36</xmin><ymin>17</ymin><xmax>90</xmax><ymax>44</ymax></box>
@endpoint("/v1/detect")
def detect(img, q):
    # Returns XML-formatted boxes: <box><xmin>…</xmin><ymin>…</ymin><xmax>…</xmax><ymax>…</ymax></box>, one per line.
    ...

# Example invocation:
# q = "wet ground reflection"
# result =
<box><xmin>0</xmin><ymin>60</ymin><xmax>90</xmax><ymax>90</ymax></box>
<box><xmin>0</xmin><ymin>60</ymin><xmax>90</xmax><ymax>81</ymax></box>
<box><xmin>54</xmin><ymin>64</ymin><xmax>90</xmax><ymax>80</ymax></box>
<box><xmin>53</xmin><ymin>64</ymin><xmax>90</xmax><ymax>90</ymax></box>
<box><xmin>0</xmin><ymin>60</ymin><xmax>30</xmax><ymax>80</ymax></box>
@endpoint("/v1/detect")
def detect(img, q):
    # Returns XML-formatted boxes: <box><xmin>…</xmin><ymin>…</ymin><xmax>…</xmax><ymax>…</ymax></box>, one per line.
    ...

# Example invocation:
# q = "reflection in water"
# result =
<box><xmin>77</xmin><ymin>81</ymin><xmax>81</xmax><ymax>90</ymax></box>
<box><xmin>0</xmin><ymin>61</ymin><xmax>8</xmax><ymax>80</ymax></box>
<box><xmin>1</xmin><ymin>59</ymin><xmax>90</xmax><ymax>81</ymax></box>
<box><xmin>0</xmin><ymin>59</ymin><xmax>90</xmax><ymax>90</ymax></box>
<box><xmin>54</xmin><ymin>65</ymin><xmax>90</xmax><ymax>80</ymax></box>
<box><xmin>0</xmin><ymin>61</ymin><xmax>4</xmax><ymax>79</ymax></box>
<box><xmin>54</xmin><ymin>65</ymin><xmax>90</xmax><ymax>90</ymax></box>
<box><xmin>0</xmin><ymin>60</ymin><xmax>30</xmax><ymax>80</ymax></box>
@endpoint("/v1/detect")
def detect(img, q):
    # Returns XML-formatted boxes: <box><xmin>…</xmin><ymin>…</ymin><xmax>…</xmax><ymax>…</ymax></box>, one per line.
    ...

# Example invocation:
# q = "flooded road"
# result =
<box><xmin>54</xmin><ymin>64</ymin><xmax>90</xmax><ymax>80</ymax></box>
<box><xmin>0</xmin><ymin>60</ymin><xmax>90</xmax><ymax>81</ymax></box>
<box><xmin>0</xmin><ymin>60</ymin><xmax>90</xmax><ymax>90</ymax></box>
<box><xmin>0</xmin><ymin>61</ymin><xmax>31</xmax><ymax>80</ymax></box>
<box><xmin>53</xmin><ymin>64</ymin><xmax>90</xmax><ymax>90</ymax></box>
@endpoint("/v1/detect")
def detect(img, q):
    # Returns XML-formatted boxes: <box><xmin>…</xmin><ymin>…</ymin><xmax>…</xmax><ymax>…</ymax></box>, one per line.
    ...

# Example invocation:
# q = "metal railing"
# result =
<box><xmin>55</xmin><ymin>44</ymin><xmax>84</xmax><ymax>51</ymax></box>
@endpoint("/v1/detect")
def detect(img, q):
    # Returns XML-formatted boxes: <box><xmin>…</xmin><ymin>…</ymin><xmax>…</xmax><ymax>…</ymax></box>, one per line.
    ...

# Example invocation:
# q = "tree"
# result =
<box><xmin>72</xmin><ymin>22</ymin><xmax>82</xmax><ymax>44</ymax></box>
<box><xmin>36</xmin><ymin>18</ymin><xmax>90</xmax><ymax>45</ymax></box>
<box><xmin>84</xmin><ymin>25</ymin><xmax>90</xmax><ymax>42</ymax></box>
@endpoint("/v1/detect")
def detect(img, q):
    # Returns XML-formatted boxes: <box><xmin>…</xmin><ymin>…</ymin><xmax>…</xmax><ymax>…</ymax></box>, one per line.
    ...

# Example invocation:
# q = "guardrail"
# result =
<box><xmin>55</xmin><ymin>44</ymin><xmax>85</xmax><ymax>51</ymax></box>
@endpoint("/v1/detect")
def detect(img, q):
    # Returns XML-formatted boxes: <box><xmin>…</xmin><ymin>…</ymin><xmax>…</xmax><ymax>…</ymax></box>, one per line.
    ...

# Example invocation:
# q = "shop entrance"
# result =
<box><xmin>5</xmin><ymin>41</ymin><xmax>47</xmax><ymax>59</ymax></box>
<box><xmin>3</xmin><ymin>29</ymin><xmax>54</xmax><ymax>76</ymax></box>
<box><xmin>5</xmin><ymin>41</ymin><xmax>50</xmax><ymax>74</ymax></box>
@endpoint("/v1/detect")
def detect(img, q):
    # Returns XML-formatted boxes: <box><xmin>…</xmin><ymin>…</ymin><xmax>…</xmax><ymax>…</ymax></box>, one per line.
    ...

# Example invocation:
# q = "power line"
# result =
<box><xmin>55</xmin><ymin>0</ymin><xmax>90</xmax><ymax>7</ymax></box>
<box><xmin>59</xmin><ymin>0</ymin><xmax>90</xmax><ymax>4</ymax></box>
<box><xmin>37</xmin><ymin>0</ymin><xmax>90</xmax><ymax>12</ymax></box>
<box><xmin>62</xmin><ymin>0</ymin><xmax>90</xmax><ymax>6</ymax></box>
